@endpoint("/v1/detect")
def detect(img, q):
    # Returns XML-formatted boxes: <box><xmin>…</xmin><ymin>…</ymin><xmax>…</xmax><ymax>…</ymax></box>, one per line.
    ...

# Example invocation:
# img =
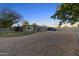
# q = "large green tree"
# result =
<box><xmin>51</xmin><ymin>3</ymin><xmax>79</xmax><ymax>26</ymax></box>
<box><xmin>0</xmin><ymin>8</ymin><xmax>23</xmax><ymax>28</ymax></box>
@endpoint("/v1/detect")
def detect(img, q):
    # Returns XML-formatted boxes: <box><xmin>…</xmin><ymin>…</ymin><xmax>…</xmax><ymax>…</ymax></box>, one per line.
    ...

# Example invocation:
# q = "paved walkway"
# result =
<box><xmin>0</xmin><ymin>31</ymin><xmax>77</xmax><ymax>56</ymax></box>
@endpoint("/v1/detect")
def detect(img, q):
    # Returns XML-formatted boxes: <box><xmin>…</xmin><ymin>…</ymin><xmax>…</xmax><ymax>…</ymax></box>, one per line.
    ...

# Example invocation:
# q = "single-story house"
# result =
<box><xmin>11</xmin><ymin>24</ymin><xmax>47</xmax><ymax>32</ymax></box>
<box><xmin>23</xmin><ymin>24</ymin><xmax>47</xmax><ymax>32</ymax></box>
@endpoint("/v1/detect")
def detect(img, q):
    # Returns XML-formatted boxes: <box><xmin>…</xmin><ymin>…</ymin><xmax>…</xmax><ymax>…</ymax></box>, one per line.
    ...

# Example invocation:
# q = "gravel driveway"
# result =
<box><xmin>0</xmin><ymin>31</ymin><xmax>77</xmax><ymax>56</ymax></box>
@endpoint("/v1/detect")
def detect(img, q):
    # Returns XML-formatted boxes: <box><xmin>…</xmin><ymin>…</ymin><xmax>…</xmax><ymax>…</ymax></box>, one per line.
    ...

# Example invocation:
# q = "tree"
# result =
<box><xmin>0</xmin><ymin>8</ymin><xmax>23</xmax><ymax>28</ymax></box>
<box><xmin>51</xmin><ymin>3</ymin><xmax>79</xmax><ymax>26</ymax></box>
<box><xmin>22</xmin><ymin>21</ymin><xmax>29</xmax><ymax>26</ymax></box>
<box><xmin>22</xmin><ymin>21</ymin><xmax>29</xmax><ymax>30</ymax></box>
<box><xmin>32</xmin><ymin>23</ymin><xmax>37</xmax><ymax>26</ymax></box>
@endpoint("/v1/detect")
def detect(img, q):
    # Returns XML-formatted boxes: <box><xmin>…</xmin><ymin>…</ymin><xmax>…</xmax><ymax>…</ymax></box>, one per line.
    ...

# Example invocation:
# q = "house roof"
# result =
<box><xmin>11</xmin><ymin>23</ymin><xmax>22</xmax><ymax>27</ymax></box>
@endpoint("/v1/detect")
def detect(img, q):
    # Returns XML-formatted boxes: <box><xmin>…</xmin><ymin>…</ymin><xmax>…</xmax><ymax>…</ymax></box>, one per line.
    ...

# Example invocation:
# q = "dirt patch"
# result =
<box><xmin>0</xmin><ymin>31</ymin><xmax>77</xmax><ymax>56</ymax></box>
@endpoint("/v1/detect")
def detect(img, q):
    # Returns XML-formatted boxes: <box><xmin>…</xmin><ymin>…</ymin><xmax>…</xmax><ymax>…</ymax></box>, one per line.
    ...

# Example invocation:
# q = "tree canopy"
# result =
<box><xmin>22</xmin><ymin>21</ymin><xmax>29</xmax><ymax>25</ymax></box>
<box><xmin>51</xmin><ymin>3</ymin><xmax>79</xmax><ymax>26</ymax></box>
<box><xmin>32</xmin><ymin>23</ymin><xmax>37</xmax><ymax>26</ymax></box>
<box><xmin>0</xmin><ymin>8</ymin><xmax>23</xmax><ymax>28</ymax></box>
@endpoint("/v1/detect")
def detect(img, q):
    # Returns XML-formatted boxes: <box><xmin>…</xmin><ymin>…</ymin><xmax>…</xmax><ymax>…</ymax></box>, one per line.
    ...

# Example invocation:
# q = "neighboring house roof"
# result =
<box><xmin>11</xmin><ymin>23</ymin><xmax>22</xmax><ymax>27</ymax></box>
<box><xmin>11</xmin><ymin>23</ymin><xmax>47</xmax><ymax>28</ymax></box>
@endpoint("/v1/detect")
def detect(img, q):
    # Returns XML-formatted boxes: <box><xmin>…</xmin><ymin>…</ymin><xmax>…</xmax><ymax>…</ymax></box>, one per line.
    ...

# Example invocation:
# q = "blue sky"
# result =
<box><xmin>0</xmin><ymin>3</ymin><xmax>60</xmax><ymax>27</ymax></box>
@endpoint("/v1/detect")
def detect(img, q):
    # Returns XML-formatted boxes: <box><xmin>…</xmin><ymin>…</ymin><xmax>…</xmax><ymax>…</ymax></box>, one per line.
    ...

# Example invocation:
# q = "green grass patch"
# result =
<box><xmin>0</xmin><ymin>31</ymin><xmax>36</xmax><ymax>37</ymax></box>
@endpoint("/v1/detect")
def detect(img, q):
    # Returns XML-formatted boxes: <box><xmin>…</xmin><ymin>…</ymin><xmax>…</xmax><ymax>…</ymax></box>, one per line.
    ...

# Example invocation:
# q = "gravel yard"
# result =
<box><xmin>0</xmin><ymin>31</ymin><xmax>77</xmax><ymax>56</ymax></box>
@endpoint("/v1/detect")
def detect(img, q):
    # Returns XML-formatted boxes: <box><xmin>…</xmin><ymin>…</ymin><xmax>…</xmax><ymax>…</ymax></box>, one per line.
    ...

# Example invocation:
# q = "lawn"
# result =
<box><xmin>0</xmin><ymin>31</ymin><xmax>35</xmax><ymax>37</ymax></box>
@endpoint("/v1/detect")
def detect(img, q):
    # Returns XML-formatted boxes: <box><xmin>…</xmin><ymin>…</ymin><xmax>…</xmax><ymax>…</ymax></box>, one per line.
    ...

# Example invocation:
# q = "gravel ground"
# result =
<box><xmin>0</xmin><ymin>31</ymin><xmax>77</xmax><ymax>56</ymax></box>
